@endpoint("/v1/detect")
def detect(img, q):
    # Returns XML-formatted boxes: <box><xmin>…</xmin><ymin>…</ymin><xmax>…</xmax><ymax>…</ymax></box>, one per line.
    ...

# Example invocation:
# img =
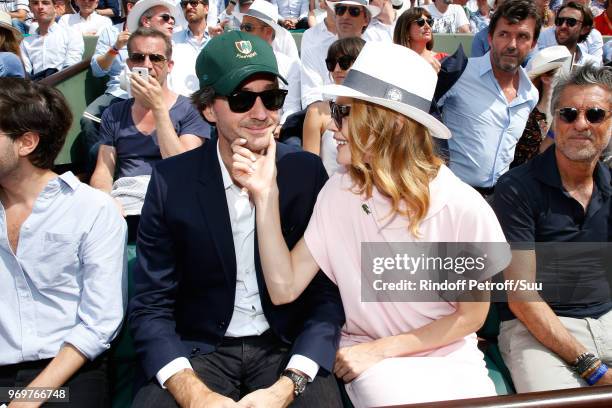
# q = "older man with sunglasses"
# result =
<box><xmin>493</xmin><ymin>63</ymin><xmax>612</xmax><ymax>393</ymax></box>
<box><xmin>90</xmin><ymin>27</ymin><xmax>208</xmax><ymax>226</ymax></box>
<box><xmin>128</xmin><ymin>30</ymin><xmax>344</xmax><ymax>408</ymax></box>
<box><xmin>301</xmin><ymin>0</ymin><xmax>379</xmax><ymax>107</ymax></box>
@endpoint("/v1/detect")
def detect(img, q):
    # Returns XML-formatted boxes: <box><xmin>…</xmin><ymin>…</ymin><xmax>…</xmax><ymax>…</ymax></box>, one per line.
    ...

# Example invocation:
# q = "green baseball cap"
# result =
<box><xmin>195</xmin><ymin>31</ymin><xmax>287</xmax><ymax>96</ymax></box>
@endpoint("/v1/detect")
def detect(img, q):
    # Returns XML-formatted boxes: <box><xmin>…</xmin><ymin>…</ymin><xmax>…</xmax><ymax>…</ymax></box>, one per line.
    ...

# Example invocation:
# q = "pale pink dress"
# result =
<box><xmin>304</xmin><ymin>165</ymin><xmax>505</xmax><ymax>407</ymax></box>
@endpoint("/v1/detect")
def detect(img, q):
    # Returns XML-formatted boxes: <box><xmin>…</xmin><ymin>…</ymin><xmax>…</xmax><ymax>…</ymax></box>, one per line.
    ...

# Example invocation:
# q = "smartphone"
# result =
<box><xmin>132</xmin><ymin>67</ymin><xmax>149</xmax><ymax>80</ymax></box>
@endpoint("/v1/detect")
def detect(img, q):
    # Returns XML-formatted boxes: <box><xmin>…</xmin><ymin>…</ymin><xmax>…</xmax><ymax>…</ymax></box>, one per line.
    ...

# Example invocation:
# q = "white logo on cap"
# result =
<box><xmin>235</xmin><ymin>41</ymin><xmax>253</xmax><ymax>55</ymax></box>
<box><xmin>385</xmin><ymin>87</ymin><xmax>403</xmax><ymax>102</ymax></box>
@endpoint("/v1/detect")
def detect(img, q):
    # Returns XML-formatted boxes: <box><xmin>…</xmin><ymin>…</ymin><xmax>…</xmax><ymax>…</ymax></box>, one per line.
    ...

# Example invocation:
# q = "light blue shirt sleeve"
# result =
<box><xmin>91</xmin><ymin>25</ymin><xmax>122</xmax><ymax>77</ymax></box>
<box><xmin>471</xmin><ymin>27</ymin><xmax>489</xmax><ymax>58</ymax></box>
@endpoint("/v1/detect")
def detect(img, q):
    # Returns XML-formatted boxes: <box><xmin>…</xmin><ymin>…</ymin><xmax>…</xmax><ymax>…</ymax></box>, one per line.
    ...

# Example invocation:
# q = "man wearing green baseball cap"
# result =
<box><xmin>130</xmin><ymin>30</ymin><xmax>344</xmax><ymax>408</ymax></box>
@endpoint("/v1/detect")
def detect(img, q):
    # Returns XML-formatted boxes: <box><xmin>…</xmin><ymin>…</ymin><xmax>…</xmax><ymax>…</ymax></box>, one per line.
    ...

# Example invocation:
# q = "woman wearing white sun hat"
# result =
<box><xmin>231</xmin><ymin>41</ymin><xmax>509</xmax><ymax>407</ymax></box>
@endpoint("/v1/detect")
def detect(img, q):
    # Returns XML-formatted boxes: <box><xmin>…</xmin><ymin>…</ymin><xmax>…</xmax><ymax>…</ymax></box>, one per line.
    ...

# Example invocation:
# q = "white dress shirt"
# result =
<box><xmin>273</xmin><ymin>25</ymin><xmax>300</xmax><ymax>61</ymax></box>
<box><xmin>271</xmin><ymin>0</ymin><xmax>309</xmax><ymax>20</ymax></box>
<box><xmin>0</xmin><ymin>172</ymin><xmax>127</xmax><ymax>365</ymax></box>
<box><xmin>300</xmin><ymin>19</ymin><xmax>337</xmax><ymax>107</ymax></box>
<box><xmin>168</xmin><ymin>27</ymin><xmax>211</xmax><ymax>97</ymax></box>
<box><xmin>20</xmin><ymin>22</ymin><xmax>84</xmax><ymax>76</ymax></box>
<box><xmin>276</xmin><ymin>50</ymin><xmax>302</xmax><ymax>124</ymax></box>
<box><xmin>363</xmin><ymin>17</ymin><xmax>395</xmax><ymax>42</ymax></box>
<box><xmin>155</xmin><ymin>145</ymin><xmax>320</xmax><ymax>387</ymax></box>
<box><xmin>58</xmin><ymin>11</ymin><xmax>113</xmax><ymax>35</ymax></box>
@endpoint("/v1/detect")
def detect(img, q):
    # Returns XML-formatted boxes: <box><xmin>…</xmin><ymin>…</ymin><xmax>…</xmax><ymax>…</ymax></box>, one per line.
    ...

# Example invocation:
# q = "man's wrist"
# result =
<box><xmin>273</xmin><ymin>375</ymin><xmax>296</xmax><ymax>404</ymax></box>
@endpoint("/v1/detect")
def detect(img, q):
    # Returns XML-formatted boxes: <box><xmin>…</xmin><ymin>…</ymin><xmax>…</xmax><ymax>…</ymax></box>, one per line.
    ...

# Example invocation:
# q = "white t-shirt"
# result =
<box><xmin>425</xmin><ymin>4</ymin><xmax>469</xmax><ymax>33</ymax></box>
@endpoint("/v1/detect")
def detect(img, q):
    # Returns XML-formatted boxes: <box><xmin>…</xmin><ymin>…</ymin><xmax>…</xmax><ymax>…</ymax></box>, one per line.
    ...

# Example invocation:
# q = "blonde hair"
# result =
<box><xmin>346</xmin><ymin>99</ymin><xmax>442</xmax><ymax>236</ymax></box>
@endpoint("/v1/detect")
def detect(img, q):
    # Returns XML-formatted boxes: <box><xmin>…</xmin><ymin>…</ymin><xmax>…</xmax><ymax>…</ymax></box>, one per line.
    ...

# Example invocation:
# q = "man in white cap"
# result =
<box><xmin>239</xmin><ymin>0</ymin><xmax>301</xmax><ymax>126</ymax></box>
<box><xmin>167</xmin><ymin>0</ymin><xmax>210</xmax><ymax>96</ymax></box>
<box><xmin>300</xmin><ymin>0</ymin><xmax>379</xmax><ymax>107</ymax></box>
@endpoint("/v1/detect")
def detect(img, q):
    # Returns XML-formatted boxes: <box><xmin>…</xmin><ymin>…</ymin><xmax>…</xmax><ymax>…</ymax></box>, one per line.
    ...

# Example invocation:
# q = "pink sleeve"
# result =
<box><xmin>303</xmin><ymin>181</ymin><xmax>337</xmax><ymax>285</ymax></box>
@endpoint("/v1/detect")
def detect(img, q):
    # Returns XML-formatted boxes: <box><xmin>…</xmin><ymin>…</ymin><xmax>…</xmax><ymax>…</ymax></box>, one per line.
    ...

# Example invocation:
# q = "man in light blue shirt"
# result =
<box><xmin>0</xmin><ymin>79</ymin><xmax>127</xmax><ymax>405</ymax></box>
<box><xmin>437</xmin><ymin>0</ymin><xmax>540</xmax><ymax>194</ymax></box>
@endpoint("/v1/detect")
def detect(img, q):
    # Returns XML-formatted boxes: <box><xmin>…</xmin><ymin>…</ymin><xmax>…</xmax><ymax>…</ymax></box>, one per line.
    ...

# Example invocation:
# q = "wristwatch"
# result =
<box><xmin>281</xmin><ymin>370</ymin><xmax>308</xmax><ymax>397</ymax></box>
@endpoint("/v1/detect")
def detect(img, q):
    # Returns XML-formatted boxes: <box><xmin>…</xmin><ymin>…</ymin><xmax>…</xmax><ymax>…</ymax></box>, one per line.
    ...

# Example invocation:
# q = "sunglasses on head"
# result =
<box><xmin>325</xmin><ymin>55</ymin><xmax>355</xmax><ymax>72</ymax></box>
<box><xmin>157</xmin><ymin>13</ymin><xmax>175</xmax><ymax>23</ymax></box>
<box><xmin>180</xmin><ymin>0</ymin><xmax>204</xmax><ymax>7</ymax></box>
<box><xmin>329</xmin><ymin>101</ymin><xmax>351</xmax><ymax>129</ymax></box>
<box><xmin>224</xmin><ymin>89</ymin><xmax>288</xmax><ymax>113</ymax></box>
<box><xmin>556</xmin><ymin>107</ymin><xmax>611</xmax><ymax>124</ymax></box>
<box><xmin>129</xmin><ymin>52</ymin><xmax>168</xmax><ymax>64</ymax></box>
<box><xmin>415</xmin><ymin>17</ymin><xmax>434</xmax><ymax>27</ymax></box>
<box><xmin>555</xmin><ymin>16</ymin><xmax>581</xmax><ymax>27</ymax></box>
<box><xmin>335</xmin><ymin>5</ymin><xmax>362</xmax><ymax>17</ymax></box>
<box><xmin>240</xmin><ymin>23</ymin><xmax>266</xmax><ymax>32</ymax></box>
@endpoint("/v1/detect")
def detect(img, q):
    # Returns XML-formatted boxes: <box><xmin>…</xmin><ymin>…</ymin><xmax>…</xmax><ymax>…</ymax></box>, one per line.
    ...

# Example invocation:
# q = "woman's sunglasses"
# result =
<box><xmin>555</xmin><ymin>17</ymin><xmax>581</xmax><ymax>27</ymax></box>
<box><xmin>556</xmin><ymin>107</ymin><xmax>611</xmax><ymax>124</ymax></box>
<box><xmin>325</xmin><ymin>55</ymin><xmax>355</xmax><ymax>72</ymax></box>
<box><xmin>335</xmin><ymin>5</ymin><xmax>362</xmax><ymax>17</ymax></box>
<box><xmin>330</xmin><ymin>101</ymin><xmax>351</xmax><ymax>129</ymax></box>
<box><xmin>224</xmin><ymin>89</ymin><xmax>288</xmax><ymax>113</ymax></box>
<box><xmin>128</xmin><ymin>52</ymin><xmax>168</xmax><ymax>64</ymax></box>
<box><xmin>415</xmin><ymin>17</ymin><xmax>434</xmax><ymax>27</ymax></box>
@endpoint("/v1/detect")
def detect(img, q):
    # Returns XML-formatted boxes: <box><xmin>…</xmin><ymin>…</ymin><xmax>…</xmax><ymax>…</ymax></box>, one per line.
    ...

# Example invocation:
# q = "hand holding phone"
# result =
<box><xmin>132</xmin><ymin>67</ymin><xmax>149</xmax><ymax>81</ymax></box>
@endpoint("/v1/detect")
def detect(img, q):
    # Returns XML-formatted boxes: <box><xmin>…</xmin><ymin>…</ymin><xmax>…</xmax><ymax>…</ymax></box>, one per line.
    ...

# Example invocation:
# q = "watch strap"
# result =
<box><xmin>281</xmin><ymin>370</ymin><xmax>308</xmax><ymax>397</ymax></box>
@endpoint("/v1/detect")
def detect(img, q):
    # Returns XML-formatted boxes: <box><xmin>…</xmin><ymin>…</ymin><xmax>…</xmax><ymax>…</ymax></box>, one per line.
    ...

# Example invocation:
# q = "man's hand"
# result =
<box><xmin>230</xmin><ymin>134</ymin><xmax>278</xmax><ymax>200</ymax></box>
<box><xmin>193</xmin><ymin>392</ymin><xmax>240</xmax><ymax>408</ymax></box>
<box><xmin>281</xmin><ymin>18</ymin><xmax>297</xmax><ymax>29</ymax></box>
<box><xmin>210</xmin><ymin>24</ymin><xmax>225</xmax><ymax>37</ymax></box>
<box><xmin>166</xmin><ymin>369</ymin><xmax>240</xmax><ymax>408</ymax></box>
<box><xmin>334</xmin><ymin>340</ymin><xmax>386</xmax><ymax>383</ymax></box>
<box><xmin>130</xmin><ymin>74</ymin><xmax>165</xmax><ymax>111</ymax></box>
<box><xmin>238</xmin><ymin>377</ymin><xmax>294</xmax><ymax>408</ymax></box>
<box><xmin>114</xmin><ymin>30</ymin><xmax>131</xmax><ymax>50</ymax></box>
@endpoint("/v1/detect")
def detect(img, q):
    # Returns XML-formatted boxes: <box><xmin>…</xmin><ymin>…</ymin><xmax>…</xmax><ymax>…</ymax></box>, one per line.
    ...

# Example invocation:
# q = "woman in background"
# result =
<box><xmin>0</xmin><ymin>11</ymin><xmax>22</xmax><ymax>58</ymax></box>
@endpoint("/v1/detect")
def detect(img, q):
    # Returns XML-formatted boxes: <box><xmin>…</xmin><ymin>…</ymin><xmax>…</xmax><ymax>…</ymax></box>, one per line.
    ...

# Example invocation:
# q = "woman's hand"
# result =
<box><xmin>230</xmin><ymin>134</ymin><xmax>278</xmax><ymax>201</ymax></box>
<box><xmin>334</xmin><ymin>340</ymin><xmax>386</xmax><ymax>383</ymax></box>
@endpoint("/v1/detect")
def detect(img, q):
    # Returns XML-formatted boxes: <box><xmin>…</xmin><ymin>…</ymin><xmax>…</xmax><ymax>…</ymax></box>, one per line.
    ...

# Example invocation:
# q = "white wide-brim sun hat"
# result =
<box><xmin>527</xmin><ymin>45</ymin><xmax>572</xmax><ymax>79</ymax></box>
<box><xmin>237</xmin><ymin>0</ymin><xmax>284</xmax><ymax>39</ymax></box>
<box><xmin>127</xmin><ymin>0</ymin><xmax>178</xmax><ymax>33</ymax></box>
<box><xmin>326</xmin><ymin>0</ymin><xmax>380</xmax><ymax>18</ymax></box>
<box><xmin>0</xmin><ymin>11</ymin><xmax>21</xmax><ymax>38</ymax></box>
<box><xmin>321</xmin><ymin>41</ymin><xmax>451</xmax><ymax>140</ymax></box>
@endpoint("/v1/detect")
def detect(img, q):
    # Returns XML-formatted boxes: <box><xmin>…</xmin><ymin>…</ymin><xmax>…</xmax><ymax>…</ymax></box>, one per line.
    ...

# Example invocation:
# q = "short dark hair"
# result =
<box><xmin>557</xmin><ymin>1</ymin><xmax>593</xmax><ymax>44</ymax></box>
<box><xmin>394</xmin><ymin>7</ymin><xmax>435</xmax><ymax>51</ymax></box>
<box><xmin>327</xmin><ymin>37</ymin><xmax>366</xmax><ymax>67</ymax></box>
<box><xmin>489</xmin><ymin>0</ymin><xmax>542</xmax><ymax>43</ymax></box>
<box><xmin>0</xmin><ymin>79</ymin><xmax>72</xmax><ymax>169</ymax></box>
<box><xmin>127</xmin><ymin>27</ymin><xmax>173</xmax><ymax>60</ymax></box>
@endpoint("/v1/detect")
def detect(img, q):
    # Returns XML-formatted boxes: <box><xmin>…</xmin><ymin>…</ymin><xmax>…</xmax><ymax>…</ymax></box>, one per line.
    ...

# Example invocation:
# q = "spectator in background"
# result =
<box><xmin>272</xmin><ymin>0</ymin><xmax>309</xmax><ymax>29</ymax></box>
<box><xmin>593</xmin><ymin>0</ymin><xmax>612</xmax><ymax>34</ymax></box>
<box><xmin>20</xmin><ymin>0</ymin><xmax>84</xmax><ymax>80</ymax></box>
<box><xmin>126</xmin><ymin>0</ymin><xmax>176</xmax><ymax>36</ymax></box>
<box><xmin>0</xmin><ymin>0</ymin><xmax>29</xmax><ymax>33</ymax></box>
<box><xmin>471</xmin><ymin>0</ymin><xmax>505</xmax><ymax>57</ymax></box>
<box><xmin>0</xmin><ymin>51</ymin><xmax>24</xmax><ymax>76</ymax></box>
<box><xmin>425</xmin><ymin>0</ymin><xmax>470</xmax><ymax>33</ymax></box>
<box><xmin>167</xmin><ymin>0</ymin><xmax>209</xmax><ymax>97</ymax></box>
<box><xmin>301</xmin><ymin>0</ymin><xmax>378</xmax><ymax>107</ymax></box>
<box><xmin>436</xmin><ymin>0</ymin><xmax>540</xmax><ymax>200</ymax></box>
<box><xmin>0</xmin><ymin>78</ymin><xmax>127</xmax><ymax>408</ymax></box>
<box><xmin>90</xmin><ymin>28</ymin><xmax>208</xmax><ymax>222</ymax></box>
<box><xmin>394</xmin><ymin>7</ymin><xmax>448</xmax><ymax>73</ymax></box>
<box><xmin>239</xmin><ymin>0</ymin><xmax>301</xmax><ymax>126</ymax></box>
<box><xmin>363</xmin><ymin>0</ymin><xmax>397</xmax><ymax>41</ymax></box>
<box><xmin>469</xmin><ymin>0</ymin><xmax>492</xmax><ymax>32</ymax></box>
<box><xmin>511</xmin><ymin>45</ymin><xmax>571</xmax><ymax>168</ymax></box>
<box><xmin>96</xmin><ymin>0</ymin><xmax>122</xmax><ymax>23</ymax></box>
<box><xmin>59</xmin><ymin>0</ymin><xmax>112</xmax><ymax>34</ymax></box>
<box><xmin>0</xmin><ymin>11</ymin><xmax>22</xmax><ymax>56</ymax></box>
<box><xmin>494</xmin><ymin>63</ymin><xmax>612</xmax><ymax>392</ymax></box>
<box><xmin>537</xmin><ymin>0</ymin><xmax>555</xmax><ymax>28</ymax></box>
<box><xmin>302</xmin><ymin>36</ymin><xmax>365</xmax><ymax>175</ymax></box>
<box><xmin>538</xmin><ymin>1</ymin><xmax>603</xmax><ymax>63</ymax></box>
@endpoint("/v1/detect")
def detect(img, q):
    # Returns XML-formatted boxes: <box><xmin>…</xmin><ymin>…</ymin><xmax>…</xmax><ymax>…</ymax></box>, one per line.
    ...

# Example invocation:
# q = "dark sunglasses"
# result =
<box><xmin>556</xmin><ymin>107</ymin><xmax>611</xmax><ymax>124</ymax></box>
<box><xmin>224</xmin><ymin>89</ymin><xmax>288</xmax><ymax>113</ymax></box>
<box><xmin>240</xmin><ymin>23</ymin><xmax>266</xmax><ymax>32</ymax></box>
<box><xmin>180</xmin><ymin>0</ymin><xmax>204</xmax><ymax>7</ymax></box>
<box><xmin>335</xmin><ymin>5</ymin><xmax>362</xmax><ymax>17</ymax></box>
<box><xmin>415</xmin><ymin>17</ymin><xmax>434</xmax><ymax>27</ymax></box>
<box><xmin>128</xmin><ymin>52</ymin><xmax>168</xmax><ymax>64</ymax></box>
<box><xmin>330</xmin><ymin>101</ymin><xmax>351</xmax><ymax>128</ymax></box>
<box><xmin>157</xmin><ymin>13</ymin><xmax>175</xmax><ymax>23</ymax></box>
<box><xmin>555</xmin><ymin>16</ymin><xmax>581</xmax><ymax>27</ymax></box>
<box><xmin>325</xmin><ymin>55</ymin><xmax>355</xmax><ymax>72</ymax></box>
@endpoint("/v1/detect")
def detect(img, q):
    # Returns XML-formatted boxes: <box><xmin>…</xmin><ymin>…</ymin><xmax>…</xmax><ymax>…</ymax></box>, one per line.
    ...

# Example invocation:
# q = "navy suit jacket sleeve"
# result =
<box><xmin>128</xmin><ymin>167</ymin><xmax>187</xmax><ymax>379</ymax></box>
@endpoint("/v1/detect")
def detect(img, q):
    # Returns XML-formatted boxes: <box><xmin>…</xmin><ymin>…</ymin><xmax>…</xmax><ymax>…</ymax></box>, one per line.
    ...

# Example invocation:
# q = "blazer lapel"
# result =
<box><xmin>196</xmin><ymin>140</ymin><xmax>237</xmax><ymax>288</ymax></box>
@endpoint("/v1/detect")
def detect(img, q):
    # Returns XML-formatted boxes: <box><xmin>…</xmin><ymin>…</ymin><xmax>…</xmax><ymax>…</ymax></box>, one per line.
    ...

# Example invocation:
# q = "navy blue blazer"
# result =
<box><xmin>128</xmin><ymin>140</ymin><xmax>345</xmax><ymax>380</ymax></box>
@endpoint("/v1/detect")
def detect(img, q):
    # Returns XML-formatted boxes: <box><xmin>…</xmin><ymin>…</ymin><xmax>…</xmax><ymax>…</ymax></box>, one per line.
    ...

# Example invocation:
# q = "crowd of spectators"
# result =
<box><xmin>1</xmin><ymin>0</ymin><xmax>612</xmax><ymax>406</ymax></box>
